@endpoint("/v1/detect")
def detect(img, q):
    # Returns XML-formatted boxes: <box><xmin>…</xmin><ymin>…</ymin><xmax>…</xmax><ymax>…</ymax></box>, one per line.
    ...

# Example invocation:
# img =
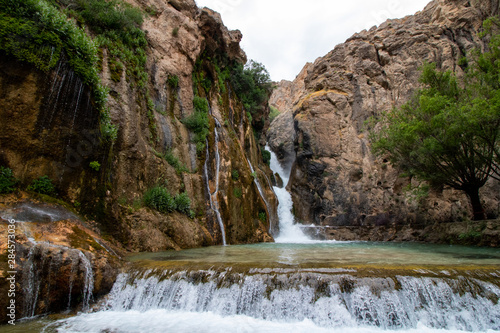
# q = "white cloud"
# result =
<box><xmin>195</xmin><ymin>0</ymin><xmax>431</xmax><ymax>81</ymax></box>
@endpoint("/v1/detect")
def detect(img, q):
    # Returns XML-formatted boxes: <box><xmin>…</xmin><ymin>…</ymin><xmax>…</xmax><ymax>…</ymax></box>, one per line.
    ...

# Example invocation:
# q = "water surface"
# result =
<box><xmin>129</xmin><ymin>241</ymin><xmax>500</xmax><ymax>269</ymax></box>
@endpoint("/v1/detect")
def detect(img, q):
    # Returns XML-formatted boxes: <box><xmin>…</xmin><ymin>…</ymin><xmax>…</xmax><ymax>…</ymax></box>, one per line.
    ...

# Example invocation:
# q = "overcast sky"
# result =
<box><xmin>194</xmin><ymin>0</ymin><xmax>431</xmax><ymax>81</ymax></box>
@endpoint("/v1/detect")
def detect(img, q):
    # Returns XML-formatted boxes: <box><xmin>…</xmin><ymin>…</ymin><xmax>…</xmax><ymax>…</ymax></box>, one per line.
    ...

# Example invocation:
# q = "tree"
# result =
<box><xmin>371</xmin><ymin>59</ymin><xmax>500</xmax><ymax>221</ymax></box>
<box><xmin>230</xmin><ymin>60</ymin><xmax>272</xmax><ymax>115</ymax></box>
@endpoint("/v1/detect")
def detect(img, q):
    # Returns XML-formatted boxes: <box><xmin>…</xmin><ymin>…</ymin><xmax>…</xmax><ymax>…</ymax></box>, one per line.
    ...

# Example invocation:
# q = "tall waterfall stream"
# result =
<box><xmin>8</xmin><ymin>149</ymin><xmax>500</xmax><ymax>333</ymax></box>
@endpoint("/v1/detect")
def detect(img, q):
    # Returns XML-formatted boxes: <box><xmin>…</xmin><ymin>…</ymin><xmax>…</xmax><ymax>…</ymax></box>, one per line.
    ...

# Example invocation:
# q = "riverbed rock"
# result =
<box><xmin>0</xmin><ymin>194</ymin><xmax>122</xmax><ymax>323</ymax></box>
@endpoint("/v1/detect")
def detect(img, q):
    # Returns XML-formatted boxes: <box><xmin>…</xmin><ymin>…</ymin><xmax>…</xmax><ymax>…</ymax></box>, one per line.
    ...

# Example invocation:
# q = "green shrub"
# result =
<box><xmin>143</xmin><ymin>185</ymin><xmax>175</xmax><ymax>213</ymax></box>
<box><xmin>230</xmin><ymin>60</ymin><xmax>272</xmax><ymax>116</ymax></box>
<box><xmin>193</xmin><ymin>96</ymin><xmax>209</xmax><ymax>113</ymax></box>
<box><xmin>258</xmin><ymin>211</ymin><xmax>266</xmax><ymax>222</ymax></box>
<box><xmin>174</xmin><ymin>192</ymin><xmax>191</xmax><ymax>214</ymax></box>
<box><xmin>269</xmin><ymin>105</ymin><xmax>280</xmax><ymax>123</ymax></box>
<box><xmin>233</xmin><ymin>187</ymin><xmax>242</xmax><ymax>198</ymax></box>
<box><xmin>172</xmin><ymin>27</ymin><xmax>179</xmax><ymax>37</ymax></box>
<box><xmin>231</xmin><ymin>169</ymin><xmax>239</xmax><ymax>181</ymax></box>
<box><xmin>167</xmin><ymin>74</ymin><xmax>179</xmax><ymax>89</ymax></box>
<box><xmin>261</xmin><ymin>149</ymin><xmax>271</xmax><ymax>166</ymax></box>
<box><xmin>28</xmin><ymin>176</ymin><xmax>55</xmax><ymax>195</ymax></box>
<box><xmin>89</xmin><ymin>161</ymin><xmax>101</xmax><ymax>171</ymax></box>
<box><xmin>182</xmin><ymin>97</ymin><xmax>210</xmax><ymax>155</ymax></box>
<box><xmin>0</xmin><ymin>167</ymin><xmax>17</xmax><ymax>194</ymax></box>
<box><xmin>100</xmin><ymin>108</ymin><xmax>118</xmax><ymax>142</ymax></box>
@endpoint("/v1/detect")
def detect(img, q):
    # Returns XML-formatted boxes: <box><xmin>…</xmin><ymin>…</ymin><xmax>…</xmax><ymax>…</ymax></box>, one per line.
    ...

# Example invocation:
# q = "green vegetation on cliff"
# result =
<box><xmin>143</xmin><ymin>185</ymin><xmax>194</xmax><ymax>217</ymax></box>
<box><xmin>230</xmin><ymin>60</ymin><xmax>272</xmax><ymax>116</ymax></box>
<box><xmin>0</xmin><ymin>0</ymin><xmax>122</xmax><ymax>141</ymax></box>
<box><xmin>182</xmin><ymin>96</ymin><xmax>210</xmax><ymax>155</ymax></box>
<box><xmin>0</xmin><ymin>167</ymin><xmax>17</xmax><ymax>194</ymax></box>
<box><xmin>372</xmin><ymin>22</ymin><xmax>500</xmax><ymax>220</ymax></box>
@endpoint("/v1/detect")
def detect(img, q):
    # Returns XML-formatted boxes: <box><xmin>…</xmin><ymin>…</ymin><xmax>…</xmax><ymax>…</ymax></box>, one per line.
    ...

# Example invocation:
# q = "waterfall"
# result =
<box><xmin>52</xmin><ymin>268</ymin><xmax>500</xmax><ymax>332</ymax></box>
<box><xmin>267</xmin><ymin>145</ymin><xmax>310</xmax><ymax>243</ymax></box>
<box><xmin>203</xmin><ymin>119</ymin><xmax>227</xmax><ymax>245</ymax></box>
<box><xmin>77</xmin><ymin>250</ymin><xmax>94</xmax><ymax>311</ymax></box>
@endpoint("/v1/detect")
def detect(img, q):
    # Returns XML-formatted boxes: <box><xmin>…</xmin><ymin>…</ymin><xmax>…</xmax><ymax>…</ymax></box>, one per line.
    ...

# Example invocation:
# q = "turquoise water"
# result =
<box><xmin>128</xmin><ymin>241</ymin><xmax>500</xmax><ymax>268</ymax></box>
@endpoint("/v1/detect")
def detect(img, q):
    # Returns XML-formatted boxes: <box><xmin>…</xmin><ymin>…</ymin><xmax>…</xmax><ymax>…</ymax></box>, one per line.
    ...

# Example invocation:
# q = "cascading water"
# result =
<box><xmin>267</xmin><ymin>145</ymin><xmax>310</xmax><ymax>243</ymax></box>
<box><xmin>203</xmin><ymin>117</ymin><xmax>227</xmax><ymax>245</ymax></box>
<box><xmin>247</xmin><ymin>158</ymin><xmax>277</xmax><ymax>234</ymax></box>
<box><xmin>49</xmin><ymin>266</ymin><xmax>500</xmax><ymax>332</ymax></box>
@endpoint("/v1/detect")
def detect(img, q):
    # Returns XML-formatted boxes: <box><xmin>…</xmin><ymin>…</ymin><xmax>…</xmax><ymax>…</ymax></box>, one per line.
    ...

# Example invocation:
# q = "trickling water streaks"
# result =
<box><xmin>247</xmin><ymin>158</ymin><xmax>276</xmax><ymax>234</ymax></box>
<box><xmin>204</xmin><ymin>137</ymin><xmax>227</xmax><ymax>246</ymax></box>
<box><xmin>19</xmin><ymin>239</ymin><xmax>95</xmax><ymax>318</ymax></box>
<box><xmin>78</xmin><ymin>250</ymin><xmax>94</xmax><ymax>311</ymax></box>
<box><xmin>203</xmin><ymin>100</ymin><xmax>227</xmax><ymax>245</ymax></box>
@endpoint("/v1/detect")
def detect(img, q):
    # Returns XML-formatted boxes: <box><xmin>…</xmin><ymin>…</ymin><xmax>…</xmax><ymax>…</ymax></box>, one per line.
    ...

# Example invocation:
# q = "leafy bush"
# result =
<box><xmin>143</xmin><ymin>185</ymin><xmax>175</xmax><ymax>213</ymax></box>
<box><xmin>258</xmin><ymin>211</ymin><xmax>266</xmax><ymax>223</ymax></box>
<box><xmin>230</xmin><ymin>60</ymin><xmax>272</xmax><ymax>116</ymax></box>
<box><xmin>174</xmin><ymin>192</ymin><xmax>191</xmax><ymax>214</ymax></box>
<box><xmin>231</xmin><ymin>169</ymin><xmax>239</xmax><ymax>181</ymax></box>
<box><xmin>28</xmin><ymin>176</ymin><xmax>55</xmax><ymax>195</ymax></box>
<box><xmin>261</xmin><ymin>149</ymin><xmax>271</xmax><ymax>166</ymax></box>
<box><xmin>0</xmin><ymin>167</ymin><xmax>17</xmax><ymax>194</ymax></box>
<box><xmin>89</xmin><ymin>161</ymin><xmax>101</xmax><ymax>171</ymax></box>
<box><xmin>233</xmin><ymin>187</ymin><xmax>242</xmax><ymax>198</ymax></box>
<box><xmin>193</xmin><ymin>96</ymin><xmax>209</xmax><ymax>113</ymax></box>
<box><xmin>182</xmin><ymin>97</ymin><xmax>210</xmax><ymax>155</ymax></box>
<box><xmin>100</xmin><ymin>108</ymin><xmax>118</xmax><ymax>142</ymax></box>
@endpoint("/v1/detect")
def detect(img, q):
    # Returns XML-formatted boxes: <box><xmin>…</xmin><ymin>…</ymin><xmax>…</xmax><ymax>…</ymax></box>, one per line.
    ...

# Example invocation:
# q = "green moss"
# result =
<box><xmin>269</xmin><ymin>105</ymin><xmax>280</xmax><ymax>123</ymax></box>
<box><xmin>164</xmin><ymin>150</ymin><xmax>189</xmax><ymax>174</ymax></box>
<box><xmin>68</xmin><ymin>226</ymin><xmax>104</xmax><ymax>251</ymax></box>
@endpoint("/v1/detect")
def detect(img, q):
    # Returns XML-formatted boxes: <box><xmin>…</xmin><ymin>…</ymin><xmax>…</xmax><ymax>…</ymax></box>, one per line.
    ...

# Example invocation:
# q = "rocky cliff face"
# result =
<box><xmin>0</xmin><ymin>0</ymin><xmax>278</xmax><ymax>320</ymax></box>
<box><xmin>269</xmin><ymin>0</ymin><xmax>500</xmax><ymax>230</ymax></box>
<box><xmin>0</xmin><ymin>0</ymin><xmax>277</xmax><ymax>251</ymax></box>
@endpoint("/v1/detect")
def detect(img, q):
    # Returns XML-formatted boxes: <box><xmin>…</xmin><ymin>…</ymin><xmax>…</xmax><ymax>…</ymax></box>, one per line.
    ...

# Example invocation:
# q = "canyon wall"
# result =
<box><xmin>269</xmin><ymin>0</ymin><xmax>500</xmax><ymax>231</ymax></box>
<box><xmin>0</xmin><ymin>0</ymin><xmax>277</xmax><ymax>251</ymax></box>
<box><xmin>0</xmin><ymin>0</ymin><xmax>277</xmax><ymax>320</ymax></box>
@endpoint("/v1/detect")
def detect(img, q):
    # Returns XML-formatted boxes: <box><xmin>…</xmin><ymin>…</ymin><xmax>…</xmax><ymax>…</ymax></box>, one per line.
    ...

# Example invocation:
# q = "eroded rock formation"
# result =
<box><xmin>0</xmin><ymin>0</ymin><xmax>277</xmax><ymax>252</ymax></box>
<box><xmin>269</xmin><ymin>0</ymin><xmax>500</xmax><ymax>230</ymax></box>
